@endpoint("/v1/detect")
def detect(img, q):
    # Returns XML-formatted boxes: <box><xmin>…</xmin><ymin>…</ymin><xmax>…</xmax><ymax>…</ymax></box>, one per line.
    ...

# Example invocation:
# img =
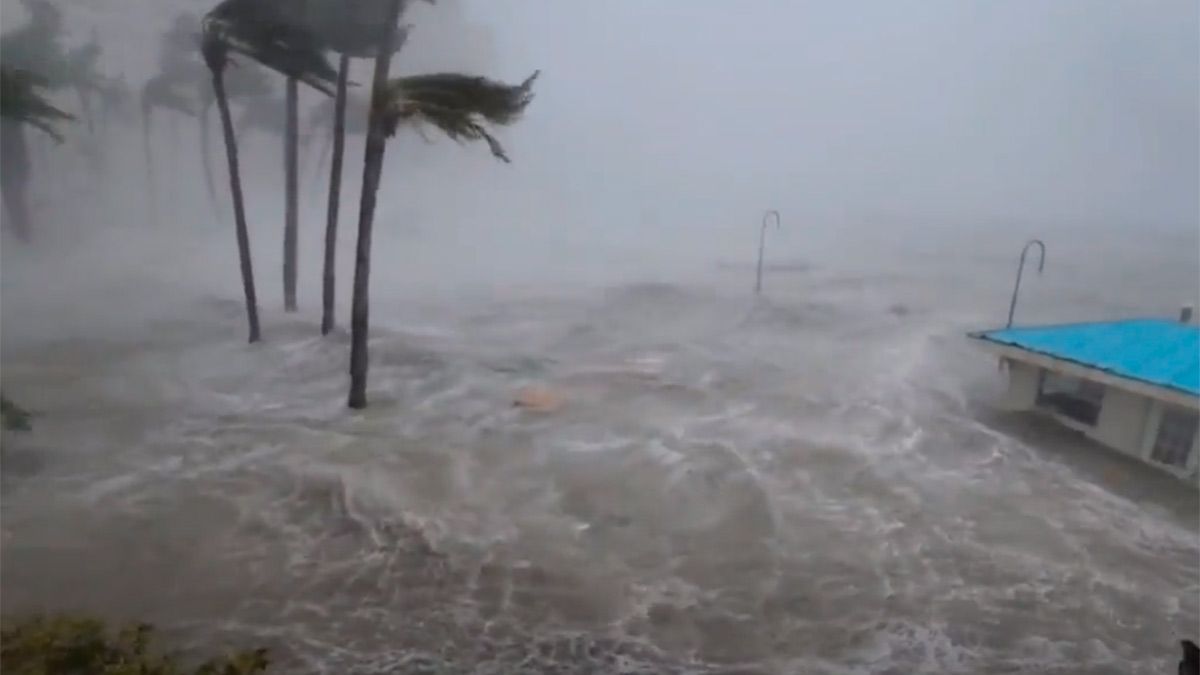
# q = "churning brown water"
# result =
<box><xmin>2</xmin><ymin>224</ymin><xmax>1197</xmax><ymax>674</ymax></box>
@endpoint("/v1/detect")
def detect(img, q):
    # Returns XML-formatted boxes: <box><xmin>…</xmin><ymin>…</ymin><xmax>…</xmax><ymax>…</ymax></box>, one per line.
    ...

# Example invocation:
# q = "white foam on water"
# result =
<box><xmin>1</xmin><ymin>272</ymin><xmax>1195</xmax><ymax>674</ymax></box>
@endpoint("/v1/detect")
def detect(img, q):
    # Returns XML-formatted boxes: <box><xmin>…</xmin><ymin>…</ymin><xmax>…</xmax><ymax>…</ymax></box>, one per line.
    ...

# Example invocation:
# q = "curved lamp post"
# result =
<box><xmin>755</xmin><ymin>209</ymin><xmax>781</xmax><ymax>295</ymax></box>
<box><xmin>1006</xmin><ymin>239</ymin><xmax>1046</xmax><ymax>328</ymax></box>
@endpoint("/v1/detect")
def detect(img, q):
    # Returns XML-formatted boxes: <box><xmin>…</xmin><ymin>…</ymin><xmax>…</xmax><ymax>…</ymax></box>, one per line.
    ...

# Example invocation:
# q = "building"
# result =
<box><xmin>968</xmin><ymin>316</ymin><xmax>1199</xmax><ymax>481</ymax></box>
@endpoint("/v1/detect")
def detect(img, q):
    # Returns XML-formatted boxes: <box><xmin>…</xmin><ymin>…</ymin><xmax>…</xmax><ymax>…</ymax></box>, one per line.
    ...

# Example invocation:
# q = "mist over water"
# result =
<box><xmin>2</xmin><ymin>0</ymin><xmax>1198</xmax><ymax>673</ymax></box>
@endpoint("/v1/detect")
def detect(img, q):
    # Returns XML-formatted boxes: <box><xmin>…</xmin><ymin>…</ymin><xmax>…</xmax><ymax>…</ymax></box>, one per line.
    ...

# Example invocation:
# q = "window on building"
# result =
<box><xmin>1036</xmin><ymin>370</ymin><xmax>1105</xmax><ymax>426</ymax></box>
<box><xmin>1150</xmin><ymin>407</ymin><xmax>1198</xmax><ymax>469</ymax></box>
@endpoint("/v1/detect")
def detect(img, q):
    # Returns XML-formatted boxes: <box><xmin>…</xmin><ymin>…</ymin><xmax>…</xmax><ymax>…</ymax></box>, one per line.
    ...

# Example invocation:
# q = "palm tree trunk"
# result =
<box><xmin>212</xmin><ymin>70</ymin><xmax>262</xmax><ymax>343</ymax></box>
<box><xmin>283</xmin><ymin>76</ymin><xmax>299</xmax><ymax>312</ymax></box>
<box><xmin>321</xmin><ymin>53</ymin><xmax>351</xmax><ymax>336</ymax></box>
<box><xmin>308</xmin><ymin>125</ymin><xmax>332</xmax><ymax>204</ymax></box>
<box><xmin>199</xmin><ymin>103</ymin><xmax>221</xmax><ymax>223</ymax></box>
<box><xmin>348</xmin><ymin>0</ymin><xmax>403</xmax><ymax>409</ymax></box>
<box><xmin>0</xmin><ymin>120</ymin><xmax>32</xmax><ymax>242</ymax></box>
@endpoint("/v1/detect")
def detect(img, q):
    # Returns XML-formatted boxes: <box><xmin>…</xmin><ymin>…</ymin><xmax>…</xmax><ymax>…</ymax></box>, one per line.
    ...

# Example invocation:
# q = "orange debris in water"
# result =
<box><xmin>513</xmin><ymin>386</ymin><xmax>565</xmax><ymax>412</ymax></box>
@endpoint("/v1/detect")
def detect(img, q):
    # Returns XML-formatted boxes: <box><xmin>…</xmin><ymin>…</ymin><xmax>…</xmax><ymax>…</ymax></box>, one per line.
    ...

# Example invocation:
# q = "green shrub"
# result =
<box><xmin>1</xmin><ymin>615</ymin><xmax>269</xmax><ymax>674</ymax></box>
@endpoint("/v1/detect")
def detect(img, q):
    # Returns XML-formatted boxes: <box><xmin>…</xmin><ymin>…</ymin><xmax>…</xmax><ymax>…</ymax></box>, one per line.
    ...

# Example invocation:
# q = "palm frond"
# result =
<box><xmin>377</xmin><ymin>70</ymin><xmax>537</xmax><ymax>162</ymax></box>
<box><xmin>225</xmin><ymin>60</ymin><xmax>274</xmax><ymax>99</ymax></box>
<box><xmin>202</xmin><ymin>0</ymin><xmax>337</xmax><ymax>95</ymax></box>
<box><xmin>296</xmin><ymin>0</ymin><xmax>431</xmax><ymax>58</ymax></box>
<box><xmin>0</xmin><ymin>66</ymin><xmax>74</xmax><ymax>141</ymax></box>
<box><xmin>1</xmin><ymin>0</ymin><xmax>96</xmax><ymax>92</ymax></box>
<box><xmin>158</xmin><ymin>12</ymin><xmax>205</xmax><ymax>77</ymax></box>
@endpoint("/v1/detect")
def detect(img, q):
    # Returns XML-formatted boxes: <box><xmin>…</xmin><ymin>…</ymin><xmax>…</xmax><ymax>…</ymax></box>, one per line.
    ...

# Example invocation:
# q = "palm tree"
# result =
<box><xmin>2</xmin><ymin>1</ymin><xmax>110</xmax><ymax>129</ymax></box>
<box><xmin>202</xmin><ymin>0</ymin><xmax>337</xmax><ymax>341</ymax></box>
<box><xmin>345</xmin><ymin>1</ymin><xmax>538</xmax><ymax>408</ymax></box>
<box><xmin>153</xmin><ymin>12</ymin><xmax>270</xmax><ymax>226</ymax></box>
<box><xmin>204</xmin><ymin>0</ymin><xmax>337</xmax><ymax>315</ymax></box>
<box><xmin>1</xmin><ymin>66</ymin><xmax>73</xmax><ymax>242</ymax></box>
<box><xmin>317</xmin><ymin>55</ymin><xmax>347</xmax><ymax>331</ymax></box>
<box><xmin>201</xmin><ymin>20</ymin><xmax>261</xmax><ymax>344</ymax></box>
<box><xmin>3</xmin><ymin>0</ymin><xmax>114</xmax><ymax>215</ymax></box>
<box><xmin>293</xmin><ymin>0</ymin><xmax>412</xmax><ymax>335</ymax></box>
<box><xmin>197</xmin><ymin>63</ymin><xmax>273</xmax><ymax>221</ymax></box>
<box><xmin>282</xmin><ymin>74</ymin><xmax>300</xmax><ymax>311</ymax></box>
<box><xmin>62</xmin><ymin>32</ymin><xmax>102</xmax><ymax>133</ymax></box>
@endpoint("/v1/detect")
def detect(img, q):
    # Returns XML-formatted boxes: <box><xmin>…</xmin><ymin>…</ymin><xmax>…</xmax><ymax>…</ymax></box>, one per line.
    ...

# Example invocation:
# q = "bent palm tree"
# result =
<box><xmin>198</xmin><ymin>63</ymin><xmax>272</xmax><ymax>220</ymax></box>
<box><xmin>1</xmin><ymin>66</ymin><xmax>73</xmax><ymax>242</ymax></box>
<box><xmin>3</xmin><ymin>1</ymin><xmax>109</xmax><ymax>132</ymax></box>
<box><xmin>202</xmin><ymin>19</ymin><xmax>261</xmax><ymax>343</ymax></box>
<box><xmin>297</xmin><ymin>0</ymin><xmax>423</xmax><ymax>335</ymax></box>
<box><xmin>346</xmin><ymin>13</ymin><xmax>537</xmax><ymax>407</ymax></box>
<box><xmin>205</xmin><ymin>0</ymin><xmax>337</xmax><ymax>314</ymax></box>
<box><xmin>203</xmin><ymin>0</ymin><xmax>337</xmax><ymax>339</ymax></box>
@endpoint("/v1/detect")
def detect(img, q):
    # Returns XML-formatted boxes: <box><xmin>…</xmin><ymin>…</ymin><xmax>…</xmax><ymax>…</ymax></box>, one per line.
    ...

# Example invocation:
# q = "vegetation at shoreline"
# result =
<box><xmin>1</xmin><ymin>615</ymin><xmax>269</xmax><ymax>674</ymax></box>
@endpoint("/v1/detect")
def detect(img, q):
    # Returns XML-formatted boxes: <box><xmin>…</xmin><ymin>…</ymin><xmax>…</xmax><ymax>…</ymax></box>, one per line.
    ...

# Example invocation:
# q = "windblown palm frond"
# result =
<box><xmin>0</xmin><ymin>0</ymin><xmax>65</xmax><ymax>77</ymax></box>
<box><xmin>160</xmin><ymin>12</ymin><xmax>203</xmax><ymax>72</ymax></box>
<box><xmin>297</xmin><ymin>0</ymin><xmax>431</xmax><ymax>58</ymax></box>
<box><xmin>1</xmin><ymin>66</ymin><xmax>74</xmax><ymax>141</ymax></box>
<box><xmin>198</xmin><ymin>61</ymin><xmax>274</xmax><ymax>112</ymax></box>
<box><xmin>226</xmin><ymin>61</ymin><xmax>274</xmax><ymax>99</ymax></box>
<box><xmin>2</xmin><ymin>0</ymin><xmax>104</xmax><ymax>94</ymax></box>
<box><xmin>202</xmin><ymin>0</ymin><xmax>337</xmax><ymax>95</ymax></box>
<box><xmin>377</xmin><ymin>70</ymin><xmax>538</xmax><ymax>162</ymax></box>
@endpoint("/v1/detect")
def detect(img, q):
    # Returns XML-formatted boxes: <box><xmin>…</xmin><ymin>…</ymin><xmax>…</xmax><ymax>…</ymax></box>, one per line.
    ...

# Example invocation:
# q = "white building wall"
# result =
<box><xmin>1139</xmin><ymin>401</ymin><xmax>1164</xmax><ymax>459</ymax></box>
<box><xmin>1089</xmin><ymin>388</ymin><xmax>1150</xmax><ymax>458</ymax></box>
<box><xmin>994</xmin><ymin>351</ymin><xmax>1198</xmax><ymax>483</ymax></box>
<box><xmin>1002</xmin><ymin>360</ymin><xmax>1040</xmax><ymax>410</ymax></box>
<box><xmin>1139</xmin><ymin>400</ymin><xmax>1200</xmax><ymax>478</ymax></box>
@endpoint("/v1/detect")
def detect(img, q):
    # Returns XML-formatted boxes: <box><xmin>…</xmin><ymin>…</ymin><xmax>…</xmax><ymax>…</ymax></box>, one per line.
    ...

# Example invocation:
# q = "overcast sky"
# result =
<box><xmin>464</xmin><ymin>1</ymin><xmax>1198</xmax><ymax>236</ymax></box>
<box><xmin>3</xmin><ymin>0</ymin><xmax>1197</xmax><ymax>260</ymax></box>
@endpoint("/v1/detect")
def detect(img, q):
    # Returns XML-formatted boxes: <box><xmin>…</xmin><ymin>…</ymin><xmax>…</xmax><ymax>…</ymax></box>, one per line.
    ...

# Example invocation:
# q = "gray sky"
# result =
<box><xmin>1</xmin><ymin>0</ymin><xmax>1196</xmax><ymax>279</ymax></box>
<box><xmin>470</xmin><ymin>0</ymin><xmax>1198</xmax><ymax>235</ymax></box>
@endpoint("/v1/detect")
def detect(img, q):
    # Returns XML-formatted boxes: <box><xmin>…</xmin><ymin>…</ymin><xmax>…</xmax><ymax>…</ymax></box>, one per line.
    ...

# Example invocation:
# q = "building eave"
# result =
<box><xmin>968</xmin><ymin>335</ymin><xmax>1200</xmax><ymax>411</ymax></box>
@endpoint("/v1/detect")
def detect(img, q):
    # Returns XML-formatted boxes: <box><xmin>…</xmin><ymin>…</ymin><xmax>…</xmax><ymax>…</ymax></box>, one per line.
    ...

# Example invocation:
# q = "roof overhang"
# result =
<box><xmin>968</xmin><ymin>333</ymin><xmax>1200</xmax><ymax>411</ymax></box>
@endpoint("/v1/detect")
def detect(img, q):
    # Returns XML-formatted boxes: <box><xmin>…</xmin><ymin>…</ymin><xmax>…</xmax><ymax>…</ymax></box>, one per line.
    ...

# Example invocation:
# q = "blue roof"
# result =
<box><xmin>972</xmin><ymin>319</ymin><xmax>1200</xmax><ymax>398</ymax></box>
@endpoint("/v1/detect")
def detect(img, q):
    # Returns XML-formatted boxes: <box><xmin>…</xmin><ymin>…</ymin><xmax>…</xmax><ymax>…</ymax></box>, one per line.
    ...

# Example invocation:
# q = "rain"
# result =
<box><xmin>1</xmin><ymin>0</ymin><xmax>1197</xmax><ymax>673</ymax></box>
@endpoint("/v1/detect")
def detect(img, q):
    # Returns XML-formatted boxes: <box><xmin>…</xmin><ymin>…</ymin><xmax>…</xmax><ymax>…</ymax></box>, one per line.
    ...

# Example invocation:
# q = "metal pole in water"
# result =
<box><xmin>756</xmin><ymin>209</ymin><xmax>781</xmax><ymax>295</ymax></box>
<box><xmin>1006</xmin><ymin>239</ymin><xmax>1046</xmax><ymax>328</ymax></box>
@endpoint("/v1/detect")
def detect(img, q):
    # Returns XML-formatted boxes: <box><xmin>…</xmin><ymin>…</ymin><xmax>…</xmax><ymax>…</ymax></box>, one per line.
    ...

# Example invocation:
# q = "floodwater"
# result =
<box><xmin>1</xmin><ymin>223</ymin><xmax>1197</xmax><ymax>674</ymax></box>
